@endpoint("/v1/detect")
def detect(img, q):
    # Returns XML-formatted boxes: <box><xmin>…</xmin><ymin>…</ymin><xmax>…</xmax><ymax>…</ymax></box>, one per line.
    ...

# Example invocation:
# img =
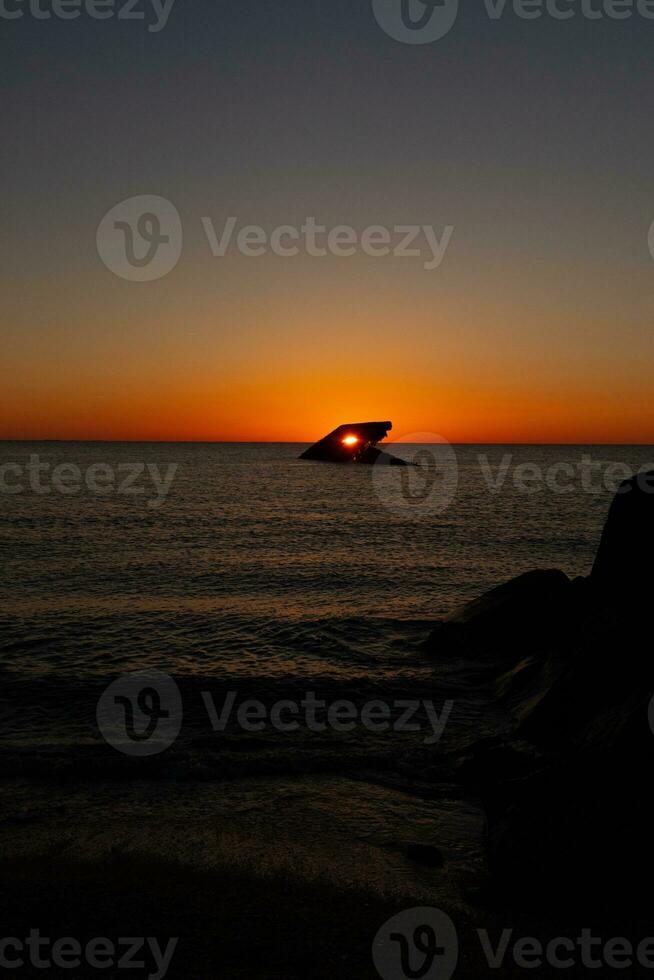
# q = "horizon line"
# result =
<box><xmin>2</xmin><ymin>439</ymin><xmax>654</xmax><ymax>447</ymax></box>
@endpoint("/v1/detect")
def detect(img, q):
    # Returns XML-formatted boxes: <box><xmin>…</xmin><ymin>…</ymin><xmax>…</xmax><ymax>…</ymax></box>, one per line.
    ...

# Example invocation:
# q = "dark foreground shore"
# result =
<box><xmin>3</xmin><ymin>775</ymin><xmax>653</xmax><ymax>979</ymax></box>
<box><xmin>2</xmin><ymin>473</ymin><xmax>654</xmax><ymax>977</ymax></box>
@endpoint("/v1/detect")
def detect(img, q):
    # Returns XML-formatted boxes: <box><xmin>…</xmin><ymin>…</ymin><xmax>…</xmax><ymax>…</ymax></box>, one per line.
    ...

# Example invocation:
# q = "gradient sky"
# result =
<box><xmin>3</xmin><ymin>0</ymin><xmax>654</xmax><ymax>442</ymax></box>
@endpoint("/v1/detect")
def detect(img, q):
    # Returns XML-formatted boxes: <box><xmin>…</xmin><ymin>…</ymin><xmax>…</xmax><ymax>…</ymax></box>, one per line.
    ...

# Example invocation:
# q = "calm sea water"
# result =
<box><xmin>1</xmin><ymin>442</ymin><xmax>652</xmax><ymax>756</ymax></box>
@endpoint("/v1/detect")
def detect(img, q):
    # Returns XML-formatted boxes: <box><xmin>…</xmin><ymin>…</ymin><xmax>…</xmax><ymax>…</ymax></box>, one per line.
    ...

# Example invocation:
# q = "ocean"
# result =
<box><xmin>1</xmin><ymin>442</ymin><xmax>652</xmax><ymax>747</ymax></box>
<box><xmin>2</xmin><ymin>440</ymin><xmax>653</xmax><ymax>930</ymax></box>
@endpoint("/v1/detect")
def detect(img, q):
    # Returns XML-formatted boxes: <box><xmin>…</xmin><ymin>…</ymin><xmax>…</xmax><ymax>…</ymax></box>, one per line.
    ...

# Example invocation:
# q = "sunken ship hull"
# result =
<box><xmin>299</xmin><ymin>421</ymin><xmax>408</xmax><ymax>465</ymax></box>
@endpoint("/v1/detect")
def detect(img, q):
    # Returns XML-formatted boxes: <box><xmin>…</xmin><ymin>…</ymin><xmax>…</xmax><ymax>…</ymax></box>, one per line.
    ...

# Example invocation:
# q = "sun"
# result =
<box><xmin>342</xmin><ymin>435</ymin><xmax>359</xmax><ymax>446</ymax></box>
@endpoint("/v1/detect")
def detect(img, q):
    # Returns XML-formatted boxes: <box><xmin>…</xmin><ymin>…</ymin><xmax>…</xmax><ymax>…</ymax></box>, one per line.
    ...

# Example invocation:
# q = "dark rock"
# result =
<box><xmin>457</xmin><ymin>479</ymin><xmax>654</xmax><ymax>913</ymax></box>
<box><xmin>403</xmin><ymin>843</ymin><xmax>445</xmax><ymax>868</ymax></box>
<box><xmin>423</xmin><ymin>568</ymin><xmax>578</xmax><ymax>661</ymax></box>
<box><xmin>591</xmin><ymin>469</ymin><xmax>654</xmax><ymax>605</ymax></box>
<box><xmin>455</xmin><ymin>739</ymin><xmax>545</xmax><ymax>791</ymax></box>
<box><xmin>2</xmin><ymin>810</ymin><xmax>41</xmax><ymax>826</ymax></box>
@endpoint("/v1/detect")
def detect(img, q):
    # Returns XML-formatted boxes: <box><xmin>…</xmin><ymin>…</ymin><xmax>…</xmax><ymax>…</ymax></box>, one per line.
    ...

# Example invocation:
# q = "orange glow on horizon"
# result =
<box><xmin>4</xmin><ymin>179</ymin><xmax>654</xmax><ymax>447</ymax></box>
<box><xmin>4</xmin><ymin>334</ymin><xmax>654</xmax><ymax>445</ymax></box>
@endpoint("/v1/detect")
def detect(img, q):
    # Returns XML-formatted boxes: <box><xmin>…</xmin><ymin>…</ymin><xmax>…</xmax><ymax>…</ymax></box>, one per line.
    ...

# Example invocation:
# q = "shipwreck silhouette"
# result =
<box><xmin>299</xmin><ymin>421</ymin><xmax>408</xmax><ymax>465</ymax></box>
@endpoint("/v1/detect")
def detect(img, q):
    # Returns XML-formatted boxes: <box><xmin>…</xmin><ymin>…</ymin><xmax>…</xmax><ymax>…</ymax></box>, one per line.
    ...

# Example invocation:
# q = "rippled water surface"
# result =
<box><xmin>1</xmin><ymin>441</ymin><xmax>653</xmax><ymax>761</ymax></box>
<box><xmin>2</xmin><ymin>442</ymin><xmax>652</xmax><ymax>683</ymax></box>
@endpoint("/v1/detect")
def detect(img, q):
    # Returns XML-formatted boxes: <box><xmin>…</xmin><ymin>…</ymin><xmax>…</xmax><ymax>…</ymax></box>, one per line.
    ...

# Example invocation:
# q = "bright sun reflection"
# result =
<box><xmin>342</xmin><ymin>435</ymin><xmax>359</xmax><ymax>446</ymax></box>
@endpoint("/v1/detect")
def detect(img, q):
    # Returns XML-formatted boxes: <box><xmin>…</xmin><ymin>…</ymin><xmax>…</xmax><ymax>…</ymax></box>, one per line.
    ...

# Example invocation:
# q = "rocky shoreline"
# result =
<box><xmin>2</xmin><ymin>475</ymin><xmax>652</xmax><ymax>975</ymax></box>
<box><xmin>425</xmin><ymin>471</ymin><xmax>654</xmax><ymax>917</ymax></box>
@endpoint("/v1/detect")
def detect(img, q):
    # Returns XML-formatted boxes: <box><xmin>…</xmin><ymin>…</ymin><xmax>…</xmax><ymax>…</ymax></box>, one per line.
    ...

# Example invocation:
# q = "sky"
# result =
<box><xmin>2</xmin><ymin>0</ymin><xmax>654</xmax><ymax>442</ymax></box>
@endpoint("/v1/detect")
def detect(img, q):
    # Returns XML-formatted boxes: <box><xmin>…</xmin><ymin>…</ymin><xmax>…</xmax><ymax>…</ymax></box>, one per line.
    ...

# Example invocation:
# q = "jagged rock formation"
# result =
<box><xmin>425</xmin><ymin>474</ymin><xmax>654</xmax><ymax>914</ymax></box>
<box><xmin>592</xmin><ymin>469</ymin><xmax>654</xmax><ymax>603</ymax></box>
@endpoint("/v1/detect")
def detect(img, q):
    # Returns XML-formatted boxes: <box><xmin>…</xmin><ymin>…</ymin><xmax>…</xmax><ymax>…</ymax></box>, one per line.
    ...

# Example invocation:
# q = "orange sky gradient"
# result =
<box><xmin>5</xmin><ymin>5</ymin><xmax>654</xmax><ymax>446</ymax></box>
<box><xmin>4</xmin><ymin>199</ymin><xmax>654</xmax><ymax>445</ymax></box>
<box><xmin>3</xmin><ymin>368</ymin><xmax>654</xmax><ymax>444</ymax></box>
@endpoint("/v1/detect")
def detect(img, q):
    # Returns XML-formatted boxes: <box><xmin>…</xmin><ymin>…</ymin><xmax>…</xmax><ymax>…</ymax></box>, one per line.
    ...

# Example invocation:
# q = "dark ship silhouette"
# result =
<box><xmin>299</xmin><ymin>421</ymin><xmax>409</xmax><ymax>465</ymax></box>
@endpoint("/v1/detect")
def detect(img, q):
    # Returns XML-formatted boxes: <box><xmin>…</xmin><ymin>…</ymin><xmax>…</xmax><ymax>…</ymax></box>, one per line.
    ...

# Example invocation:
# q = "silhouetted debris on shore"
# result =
<box><xmin>425</xmin><ymin>473</ymin><xmax>654</xmax><ymax>914</ymax></box>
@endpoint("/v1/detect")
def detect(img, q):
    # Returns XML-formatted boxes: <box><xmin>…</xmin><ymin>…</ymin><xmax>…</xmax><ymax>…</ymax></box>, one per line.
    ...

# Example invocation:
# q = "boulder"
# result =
<box><xmin>459</xmin><ymin>478</ymin><xmax>654</xmax><ymax>912</ymax></box>
<box><xmin>403</xmin><ymin>842</ymin><xmax>445</xmax><ymax>868</ymax></box>
<box><xmin>591</xmin><ymin>469</ymin><xmax>654</xmax><ymax>605</ymax></box>
<box><xmin>423</xmin><ymin>569</ymin><xmax>578</xmax><ymax>662</ymax></box>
